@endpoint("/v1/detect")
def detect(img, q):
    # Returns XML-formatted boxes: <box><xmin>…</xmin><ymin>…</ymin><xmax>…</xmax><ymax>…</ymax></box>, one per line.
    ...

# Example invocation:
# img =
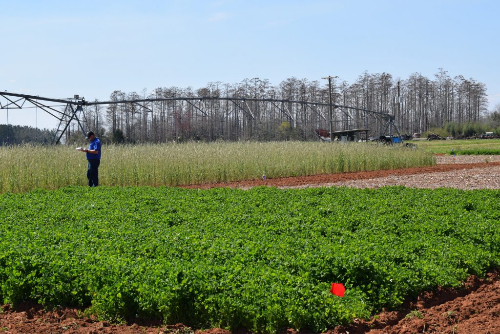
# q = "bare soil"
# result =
<box><xmin>2</xmin><ymin>155</ymin><xmax>500</xmax><ymax>334</ymax></box>
<box><xmin>184</xmin><ymin>155</ymin><xmax>500</xmax><ymax>190</ymax></box>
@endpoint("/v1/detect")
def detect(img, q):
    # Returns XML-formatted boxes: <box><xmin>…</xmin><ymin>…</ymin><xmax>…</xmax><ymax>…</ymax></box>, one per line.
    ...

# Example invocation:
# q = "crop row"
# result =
<box><xmin>1</xmin><ymin>186</ymin><xmax>499</xmax><ymax>332</ymax></box>
<box><xmin>0</xmin><ymin>141</ymin><xmax>434</xmax><ymax>193</ymax></box>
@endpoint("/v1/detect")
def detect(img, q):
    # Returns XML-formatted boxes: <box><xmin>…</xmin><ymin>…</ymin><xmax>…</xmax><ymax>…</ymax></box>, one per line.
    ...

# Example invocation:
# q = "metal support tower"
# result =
<box><xmin>0</xmin><ymin>91</ymin><xmax>402</xmax><ymax>143</ymax></box>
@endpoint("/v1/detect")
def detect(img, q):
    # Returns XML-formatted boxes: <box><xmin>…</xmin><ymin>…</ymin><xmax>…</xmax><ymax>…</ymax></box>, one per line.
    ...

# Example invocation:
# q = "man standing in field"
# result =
<box><xmin>81</xmin><ymin>131</ymin><xmax>101</xmax><ymax>187</ymax></box>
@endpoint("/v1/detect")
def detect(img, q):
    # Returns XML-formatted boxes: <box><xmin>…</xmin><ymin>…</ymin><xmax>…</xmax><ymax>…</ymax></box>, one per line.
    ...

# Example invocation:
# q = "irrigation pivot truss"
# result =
<box><xmin>0</xmin><ymin>91</ymin><xmax>402</xmax><ymax>144</ymax></box>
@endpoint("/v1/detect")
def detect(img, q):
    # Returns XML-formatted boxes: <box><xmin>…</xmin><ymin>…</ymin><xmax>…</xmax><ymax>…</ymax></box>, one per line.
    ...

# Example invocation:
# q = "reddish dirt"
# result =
<box><xmin>326</xmin><ymin>270</ymin><xmax>500</xmax><ymax>334</ymax></box>
<box><xmin>2</xmin><ymin>271</ymin><xmax>499</xmax><ymax>333</ymax></box>
<box><xmin>182</xmin><ymin>161</ymin><xmax>500</xmax><ymax>190</ymax></box>
<box><xmin>2</xmin><ymin>160</ymin><xmax>500</xmax><ymax>334</ymax></box>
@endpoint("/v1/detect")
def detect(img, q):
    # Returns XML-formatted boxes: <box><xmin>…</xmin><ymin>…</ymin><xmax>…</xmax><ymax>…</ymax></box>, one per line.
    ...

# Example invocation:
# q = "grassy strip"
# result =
<box><xmin>409</xmin><ymin>139</ymin><xmax>500</xmax><ymax>155</ymax></box>
<box><xmin>1</xmin><ymin>186</ymin><xmax>499</xmax><ymax>333</ymax></box>
<box><xmin>451</xmin><ymin>148</ymin><xmax>500</xmax><ymax>155</ymax></box>
<box><xmin>0</xmin><ymin>142</ymin><xmax>433</xmax><ymax>193</ymax></box>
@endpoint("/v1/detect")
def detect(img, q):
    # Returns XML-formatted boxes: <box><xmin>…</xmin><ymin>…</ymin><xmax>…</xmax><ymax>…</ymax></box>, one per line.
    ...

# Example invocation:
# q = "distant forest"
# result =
<box><xmin>73</xmin><ymin>69</ymin><xmax>488</xmax><ymax>143</ymax></box>
<box><xmin>7</xmin><ymin>68</ymin><xmax>493</xmax><ymax>144</ymax></box>
<box><xmin>0</xmin><ymin>125</ymin><xmax>54</xmax><ymax>145</ymax></box>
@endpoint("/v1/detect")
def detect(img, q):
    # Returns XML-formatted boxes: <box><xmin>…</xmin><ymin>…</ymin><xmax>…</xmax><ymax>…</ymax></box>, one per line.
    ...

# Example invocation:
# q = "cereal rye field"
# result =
<box><xmin>2</xmin><ymin>155</ymin><xmax>500</xmax><ymax>334</ymax></box>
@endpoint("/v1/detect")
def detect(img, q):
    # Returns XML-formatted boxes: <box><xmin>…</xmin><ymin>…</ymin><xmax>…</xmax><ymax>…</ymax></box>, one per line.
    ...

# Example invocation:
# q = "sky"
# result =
<box><xmin>1</xmin><ymin>0</ymin><xmax>499</xmax><ymax>130</ymax></box>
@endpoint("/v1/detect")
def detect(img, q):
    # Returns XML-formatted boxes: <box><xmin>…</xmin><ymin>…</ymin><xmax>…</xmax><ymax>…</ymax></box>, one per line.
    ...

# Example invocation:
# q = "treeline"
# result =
<box><xmin>75</xmin><ymin>68</ymin><xmax>489</xmax><ymax>143</ymax></box>
<box><xmin>425</xmin><ymin>111</ymin><xmax>500</xmax><ymax>139</ymax></box>
<box><xmin>0</xmin><ymin>125</ymin><xmax>54</xmax><ymax>146</ymax></box>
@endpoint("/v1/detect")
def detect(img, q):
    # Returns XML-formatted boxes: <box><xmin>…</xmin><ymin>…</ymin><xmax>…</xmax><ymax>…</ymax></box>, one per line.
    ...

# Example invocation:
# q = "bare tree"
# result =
<box><xmin>100</xmin><ymin>70</ymin><xmax>489</xmax><ymax>142</ymax></box>
<box><xmin>106</xmin><ymin>90</ymin><xmax>125</xmax><ymax>136</ymax></box>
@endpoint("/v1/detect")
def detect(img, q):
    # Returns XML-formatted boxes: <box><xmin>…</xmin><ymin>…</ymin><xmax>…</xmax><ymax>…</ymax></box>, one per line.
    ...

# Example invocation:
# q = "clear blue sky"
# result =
<box><xmin>1</xmin><ymin>0</ymin><xmax>499</xmax><ymax>129</ymax></box>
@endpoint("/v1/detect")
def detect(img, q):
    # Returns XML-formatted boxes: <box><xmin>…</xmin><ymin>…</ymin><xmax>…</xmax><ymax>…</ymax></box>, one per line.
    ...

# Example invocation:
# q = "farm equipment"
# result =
<box><xmin>315</xmin><ymin>129</ymin><xmax>369</xmax><ymax>142</ymax></box>
<box><xmin>480</xmin><ymin>132</ymin><xmax>497</xmax><ymax>139</ymax></box>
<box><xmin>378</xmin><ymin>135</ymin><xmax>402</xmax><ymax>144</ymax></box>
<box><xmin>316</xmin><ymin>129</ymin><xmax>404</xmax><ymax>145</ymax></box>
<box><xmin>427</xmin><ymin>133</ymin><xmax>444</xmax><ymax>140</ymax></box>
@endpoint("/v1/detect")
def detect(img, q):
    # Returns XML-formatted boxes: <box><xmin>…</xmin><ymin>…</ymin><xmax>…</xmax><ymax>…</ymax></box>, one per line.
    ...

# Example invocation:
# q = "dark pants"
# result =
<box><xmin>87</xmin><ymin>159</ymin><xmax>100</xmax><ymax>187</ymax></box>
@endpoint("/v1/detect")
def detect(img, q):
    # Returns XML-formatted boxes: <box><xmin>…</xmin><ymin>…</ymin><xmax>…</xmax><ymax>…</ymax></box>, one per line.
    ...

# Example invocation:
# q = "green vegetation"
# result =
<box><xmin>409</xmin><ymin>139</ymin><xmax>500</xmax><ymax>155</ymax></box>
<box><xmin>0</xmin><ymin>124</ymin><xmax>54</xmax><ymax>145</ymax></box>
<box><xmin>423</xmin><ymin>120</ymin><xmax>500</xmax><ymax>139</ymax></box>
<box><xmin>1</xmin><ymin>186</ymin><xmax>499</xmax><ymax>333</ymax></box>
<box><xmin>0</xmin><ymin>141</ymin><xmax>434</xmax><ymax>194</ymax></box>
<box><xmin>443</xmin><ymin>120</ymin><xmax>500</xmax><ymax>138</ymax></box>
<box><xmin>405</xmin><ymin>310</ymin><xmax>424</xmax><ymax>319</ymax></box>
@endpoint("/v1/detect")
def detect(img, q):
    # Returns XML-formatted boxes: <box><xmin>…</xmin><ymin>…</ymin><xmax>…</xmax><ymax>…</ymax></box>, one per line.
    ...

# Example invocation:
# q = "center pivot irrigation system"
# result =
<box><xmin>0</xmin><ymin>91</ymin><xmax>402</xmax><ymax>144</ymax></box>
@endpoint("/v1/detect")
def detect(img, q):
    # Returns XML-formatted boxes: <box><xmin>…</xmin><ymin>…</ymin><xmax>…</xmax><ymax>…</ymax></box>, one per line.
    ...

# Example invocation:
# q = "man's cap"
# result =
<box><xmin>86</xmin><ymin>131</ymin><xmax>95</xmax><ymax>138</ymax></box>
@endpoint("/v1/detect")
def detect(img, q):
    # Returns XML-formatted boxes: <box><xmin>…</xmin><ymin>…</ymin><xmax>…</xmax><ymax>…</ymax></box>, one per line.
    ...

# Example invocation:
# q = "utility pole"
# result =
<box><xmin>6</xmin><ymin>98</ymin><xmax>9</xmax><ymax>144</ymax></box>
<box><xmin>322</xmin><ymin>76</ymin><xmax>338</xmax><ymax>141</ymax></box>
<box><xmin>397</xmin><ymin>81</ymin><xmax>401</xmax><ymax>128</ymax></box>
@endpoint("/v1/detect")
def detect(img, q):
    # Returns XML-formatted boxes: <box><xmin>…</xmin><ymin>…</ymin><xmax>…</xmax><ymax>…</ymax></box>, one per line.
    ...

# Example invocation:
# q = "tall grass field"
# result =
<box><xmin>0</xmin><ymin>141</ymin><xmax>434</xmax><ymax>193</ymax></box>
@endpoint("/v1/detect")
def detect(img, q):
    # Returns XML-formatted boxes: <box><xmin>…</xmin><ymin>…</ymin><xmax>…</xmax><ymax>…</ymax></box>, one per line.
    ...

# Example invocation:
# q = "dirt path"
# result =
<box><xmin>2</xmin><ymin>156</ymin><xmax>500</xmax><ymax>334</ymax></box>
<box><xmin>184</xmin><ymin>159</ymin><xmax>500</xmax><ymax>190</ymax></box>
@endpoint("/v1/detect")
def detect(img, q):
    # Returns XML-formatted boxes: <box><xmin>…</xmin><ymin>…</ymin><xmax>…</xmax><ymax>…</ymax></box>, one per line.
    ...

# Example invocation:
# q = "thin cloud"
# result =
<box><xmin>210</xmin><ymin>0</ymin><xmax>232</xmax><ymax>6</ymax></box>
<box><xmin>258</xmin><ymin>19</ymin><xmax>292</xmax><ymax>30</ymax></box>
<box><xmin>207</xmin><ymin>12</ymin><xmax>230</xmax><ymax>22</ymax></box>
<box><xmin>31</xmin><ymin>17</ymin><xmax>84</xmax><ymax>26</ymax></box>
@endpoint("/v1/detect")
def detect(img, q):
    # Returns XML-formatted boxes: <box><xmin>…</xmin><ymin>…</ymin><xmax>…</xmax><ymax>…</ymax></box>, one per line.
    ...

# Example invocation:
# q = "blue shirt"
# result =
<box><xmin>87</xmin><ymin>137</ymin><xmax>101</xmax><ymax>160</ymax></box>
